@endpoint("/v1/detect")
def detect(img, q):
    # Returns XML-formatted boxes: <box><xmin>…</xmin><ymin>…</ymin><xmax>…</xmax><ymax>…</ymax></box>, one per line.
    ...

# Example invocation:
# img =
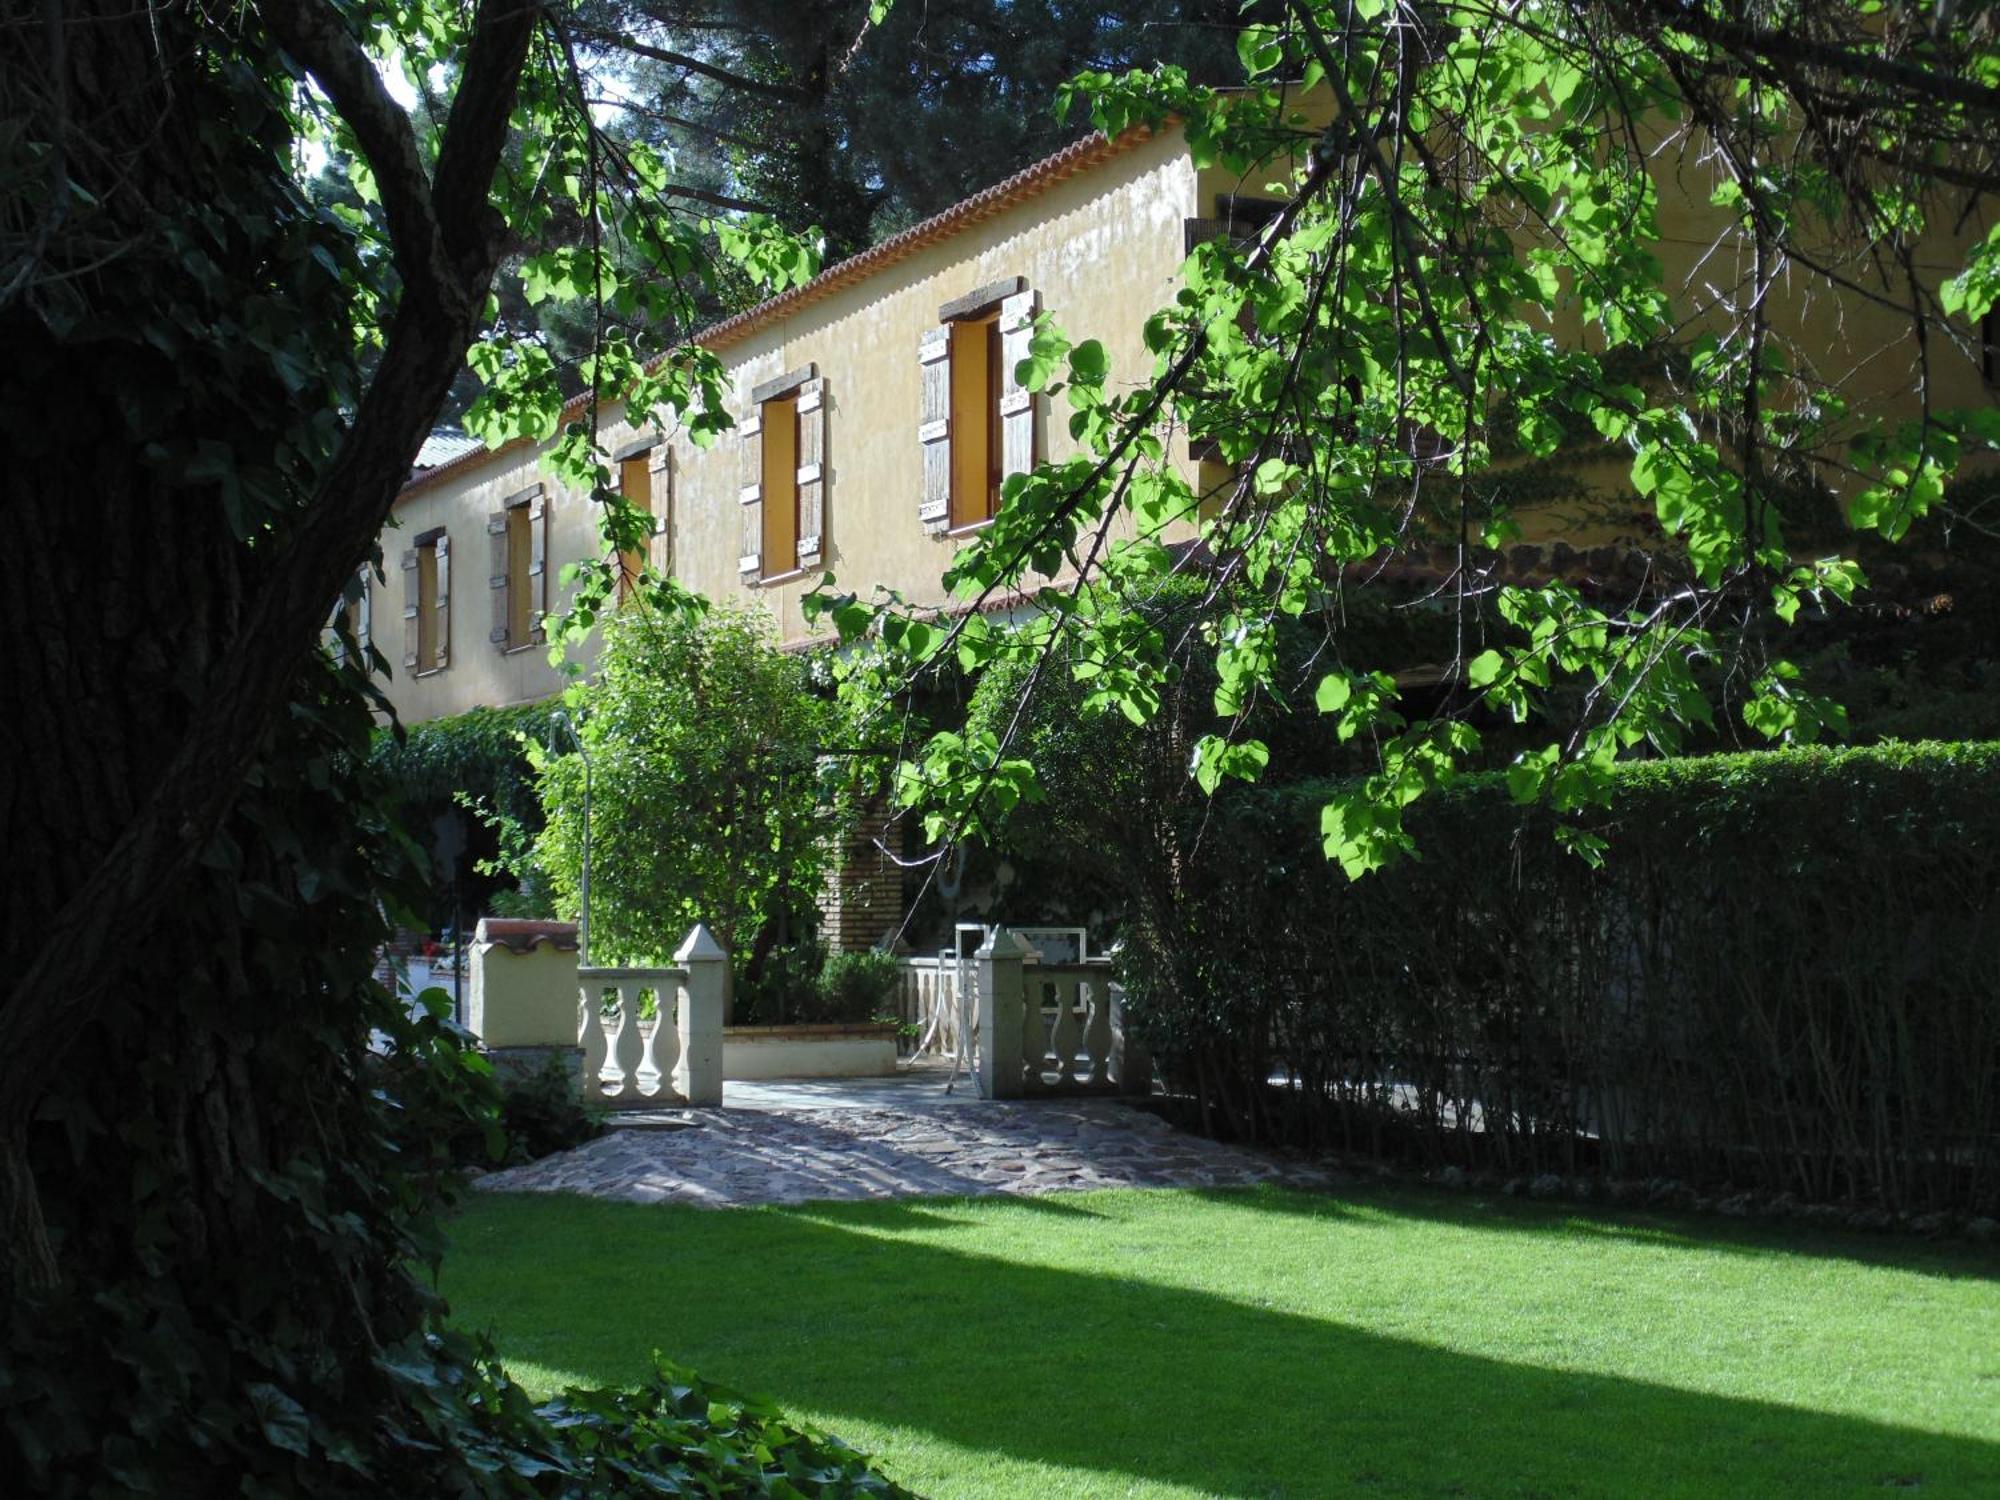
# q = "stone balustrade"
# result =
<box><xmin>974</xmin><ymin>927</ymin><xmax>1152</xmax><ymax>1100</ymax></box>
<box><xmin>577</xmin><ymin>926</ymin><xmax>726</xmax><ymax>1108</ymax></box>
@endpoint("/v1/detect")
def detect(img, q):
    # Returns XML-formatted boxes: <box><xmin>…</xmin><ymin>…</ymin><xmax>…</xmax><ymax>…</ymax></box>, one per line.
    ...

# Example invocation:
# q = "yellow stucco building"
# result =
<box><xmin>355</xmin><ymin>111</ymin><xmax>1991</xmax><ymax>946</ymax></box>
<box><xmin>367</xmin><ymin>114</ymin><xmax>1992</xmax><ymax>725</ymax></box>
<box><xmin>374</xmin><ymin>125</ymin><xmax>1227</xmax><ymax>724</ymax></box>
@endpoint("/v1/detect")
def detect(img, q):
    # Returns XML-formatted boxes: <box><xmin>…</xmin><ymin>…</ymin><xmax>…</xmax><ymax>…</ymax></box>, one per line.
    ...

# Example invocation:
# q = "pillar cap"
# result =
<box><xmin>674</xmin><ymin>923</ymin><xmax>727</xmax><ymax>963</ymax></box>
<box><xmin>975</xmin><ymin>926</ymin><xmax>1033</xmax><ymax>960</ymax></box>
<box><xmin>475</xmin><ymin>917</ymin><xmax>579</xmax><ymax>953</ymax></box>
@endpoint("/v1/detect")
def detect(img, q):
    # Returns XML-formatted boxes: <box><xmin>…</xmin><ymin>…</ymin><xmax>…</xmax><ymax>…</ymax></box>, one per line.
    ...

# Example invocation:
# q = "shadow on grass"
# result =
<box><xmin>447</xmin><ymin>1190</ymin><xmax>2000</xmax><ymax>1499</ymax></box>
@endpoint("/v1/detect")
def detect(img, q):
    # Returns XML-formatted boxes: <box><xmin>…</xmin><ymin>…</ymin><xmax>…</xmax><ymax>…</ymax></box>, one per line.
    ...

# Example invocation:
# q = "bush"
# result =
<box><xmin>377</xmin><ymin>1030</ymin><xmax>599</xmax><ymax>1172</ymax></box>
<box><xmin>734</xmin><ymin>946</ymin><xmax>901</xmax><ymax>1027</ymax></box>
<box><xmin>732</xmin><ymin>939</ymin><xmax>826</xmax><ymax>1027</ymax></box>
<box><xmin>523</xmin><ymin>602</ymin><xmax>852</xmax><ymax>971</ymax></box>
<box><xmin>1113</xmin><ymin>741</ymin><xmax>2000</xmax><ymax>1215</ymax></box>
<box><xmin>812</xmin><ymin>949</ymin><xmax>903</xmax><ymax>1025</ymax></box>
<box><xmin>491</xmin><ymin>1054</ymin><xmax>602</xmax><ymax>1164</ymax></box>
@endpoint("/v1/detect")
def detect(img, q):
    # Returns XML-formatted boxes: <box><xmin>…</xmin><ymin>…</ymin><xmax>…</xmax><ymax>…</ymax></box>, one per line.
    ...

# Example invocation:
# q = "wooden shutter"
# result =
<box><xmin>918</xmin><ymin>327</ymin><xmax>951</xmax><ymax>533</ymax></box>
<box><xmin>400</xmin><ymin>547</ymin><xmax>420</xmax><ymax>669</ymax></box>
<box><xmin>649</xmin><ymin>443</ymin><xmax>673</xmax><ymax>576</ymax></box>
<box><xmin>528</xmin><ymin>491</ymin><xmax>548</xmax><ymax>641</ymax></box>
<box><xmin>356</xmin><ymin>566</ymin><xmax>371</xmax><ymax>653</ymax></box>
<box><xmin>738</xmin><ymin>406</ymin><xmax>762</xmax><ymax>575</ymax></box>
<box><xmin>487</xmin><ymin>511</ymin><xmax>509</xmax><ymax>647</ymax></box>
<box><xmin>433</xmin><ymin>532</ymin><xmax>451</xmax><ymax>668</ymax></box>
<box><xmin>998</xmin><ymin>287</ymin><xmax>1039</xmax><ymax>485</ymax></box>
<box><xmin>796</xmin><ymin>378</ymin><xmax>825</xmax><ymax>565</ymax></box>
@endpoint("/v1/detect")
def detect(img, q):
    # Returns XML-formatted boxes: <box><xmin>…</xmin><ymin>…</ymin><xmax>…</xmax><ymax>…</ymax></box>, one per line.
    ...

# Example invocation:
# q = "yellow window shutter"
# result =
<box><xmin>918</xmin><ymin>326</ymin><xmax>951</xmax><ymax>533</ymax></box>
<box><xmin>487</xmin><ymin>511</ymin><xmax>509</xmax><ymax>648</ymax></box>
<box><xmin>998</xmin><ymin>288</ymin><xmax>1039</xmax><ymax>485</ymax></box>
<box><xmin>796</xmin><ymin>378</ymin><xmax>826</xmax><ymax>566</ymax></box>
<box><xmin>739</xmin><ymin>405</ymin><xmax>763</xmax><ymax>576</ymax></box>
<box><xmin>400</xmin><ymin>547</ymin><xmax>420</xmax><ymax>669</ymax></box>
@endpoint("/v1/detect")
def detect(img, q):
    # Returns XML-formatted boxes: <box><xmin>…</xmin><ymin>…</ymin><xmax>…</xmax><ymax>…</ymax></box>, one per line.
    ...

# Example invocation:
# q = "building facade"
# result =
<box><xmin>354</xmin><ymin>110</ymin><xmax>1995</xmax><ymax>948</ymax></box>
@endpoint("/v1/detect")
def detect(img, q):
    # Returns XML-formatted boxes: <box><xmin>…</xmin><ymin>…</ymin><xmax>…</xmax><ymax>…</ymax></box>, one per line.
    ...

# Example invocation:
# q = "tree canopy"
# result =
<box><xmin>800</xmin><ymin>1</ymin><xmax>2000</xmax><ymax>877</ymax></box>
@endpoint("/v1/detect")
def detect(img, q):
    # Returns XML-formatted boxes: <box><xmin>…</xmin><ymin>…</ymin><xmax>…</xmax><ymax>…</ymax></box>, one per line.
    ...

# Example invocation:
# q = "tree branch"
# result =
<box><xmin>260</xmin><ymin>0</ymin><xmax>465</xmax><ymax>322</ymax></box>
<box><xmin>573</xmin><ymin>25</ymin><xmax>812</xmax><ymax>103</ymax></box>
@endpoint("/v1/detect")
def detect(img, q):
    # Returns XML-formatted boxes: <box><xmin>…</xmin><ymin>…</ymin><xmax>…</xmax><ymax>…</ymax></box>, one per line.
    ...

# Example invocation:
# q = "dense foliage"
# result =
<box><xmin>800</xmin><ymin>1</ymin><xmax>2000</xmax><ymax>882</ymax></box>
<box><xmin>373</xmin><ymin>701</ymin><xmax>568</xmax><ymax>833</ymax></box>
<box><xmin>521</xmin><ymin>598</ymin><xmax>852</xmax><ymax>976</ymax></box>
<box><xmin>734</xmin><ymin>944</ymin><xmax>904</xmax><ymax>1027</ymax></box>
<box><xmin>1116</xmin><ymin>741</ymin><xmax>2000</xmax><ymax>1214</ymax></box>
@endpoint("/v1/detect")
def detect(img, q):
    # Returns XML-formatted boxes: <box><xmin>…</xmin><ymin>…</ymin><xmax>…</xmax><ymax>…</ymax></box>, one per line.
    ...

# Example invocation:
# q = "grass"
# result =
<box><xmin>442</xmin><ymin>1183</ymin><xmax>2000</xmax><ymax>1499</ymax></box>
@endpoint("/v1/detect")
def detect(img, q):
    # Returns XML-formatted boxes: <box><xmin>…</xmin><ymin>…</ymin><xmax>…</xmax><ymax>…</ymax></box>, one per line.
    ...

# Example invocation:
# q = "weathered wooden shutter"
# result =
<box><xmin>528</xmin><ymin>491</ymin><xmax>548</xmax><ymax>641</ymax></box>
<box><xmin>796</xmin><ymin>378</ymin><xmax>826</xmax><ymax>565</ymax></box>
<box><xmin>738</xmin><ymin>406</ymin><xmax>762</xmax><ymax>575</ymax></box>
<box><xmin>356</xmin><ymin>565</ymin><xmax>371</xmax><ymax>652</ymax></box>
<box><xmin>433</xmin><ymin>532</ymin><xmax>451</xmax><ymax>668</ymax></box>
<box><xmin>918</xmin><ymin>327</ymin><xmax>951</xmax><ymax>533</ymax></box>
<box><xmin>649</xmin><ymin>443</ymin><xmax>673</xmax><ymax>576</ymax></box>
<box><xmin>400</xmin><ymin>547</ymin><xmax>420</xmax><ymax>669</ymax></box>
<box><xmin>998</xmin><ymin>287</ymin><xmax>1040</xmax><ymax>484</ymax></box>
<box><xmin>487</xmin><ymin>511</ymin><xmax>510</xmax><ymax>647</ymax></box>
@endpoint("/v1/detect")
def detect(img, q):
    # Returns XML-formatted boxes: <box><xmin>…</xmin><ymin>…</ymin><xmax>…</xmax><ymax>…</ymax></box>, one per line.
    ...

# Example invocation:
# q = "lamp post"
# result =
<box><xmin>558</xmin><ymin>709</ymin><xmax>592</xmax><ymax>967</ymax></box>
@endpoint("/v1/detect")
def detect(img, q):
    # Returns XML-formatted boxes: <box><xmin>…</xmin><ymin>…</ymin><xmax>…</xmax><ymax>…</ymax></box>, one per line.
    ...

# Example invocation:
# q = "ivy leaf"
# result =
<box><xmin>246</xmin><ymin>1383</ymin><xmax>311</xmax><ymax>1457</ymax></box>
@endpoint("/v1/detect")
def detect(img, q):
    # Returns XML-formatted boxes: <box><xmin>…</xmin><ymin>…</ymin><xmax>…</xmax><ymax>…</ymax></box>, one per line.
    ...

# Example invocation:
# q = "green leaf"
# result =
<box><xmin>246</xmin><ymin>1383</ymin><xmax>311</xmax><ymax>1458</ymax></box>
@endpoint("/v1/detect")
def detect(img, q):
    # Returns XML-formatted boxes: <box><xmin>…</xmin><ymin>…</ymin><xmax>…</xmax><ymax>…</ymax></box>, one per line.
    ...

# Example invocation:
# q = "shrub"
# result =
<box><xmin>734</xmin><ymin>947</ymin><xmax>901</xmax><ymax>1027</ymax></box>
<box><xmin>376</xmin><ymin>1026</ymin><xmax>599</xmax><ymax>1172</ymax></box>
<box><xmin>732</xmin><ymin>939</ymin><xmax>827</xmax><ymax>1027</ymax></box>
<box><xmin>523</xmin><ymin>601</ymin><xmax>853</xmax><ymax>971</ymax></box>
<box><xmin>813</xmin><ymin>949</ymin><xmax>903</xmax><ymax>1025</ymax></box>
<box><xmin>490</xmin><ymin>1053</ymin><xmax>602</xmax><ymax>1164</ymax></box>
<box><xmin>1113</xmin><ymin>741</ymin><xmax>2000</xmax><ymax>1214</ymax></box>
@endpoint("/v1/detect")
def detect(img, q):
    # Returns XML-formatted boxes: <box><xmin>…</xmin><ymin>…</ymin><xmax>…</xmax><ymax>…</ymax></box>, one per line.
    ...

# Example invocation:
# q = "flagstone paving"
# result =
<box><xmin>471</xmin><ymin>1088</ymin><xmax>1340</xmax><ymax>1208</ymax></box>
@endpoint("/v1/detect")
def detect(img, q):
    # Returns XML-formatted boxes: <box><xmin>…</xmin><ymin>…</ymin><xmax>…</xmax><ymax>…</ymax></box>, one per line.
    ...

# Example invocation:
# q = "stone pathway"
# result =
<box><xmin>472</xmin><ymin>1088</ymin><xmax>1339</xmax><ymax>1208</ymax></box>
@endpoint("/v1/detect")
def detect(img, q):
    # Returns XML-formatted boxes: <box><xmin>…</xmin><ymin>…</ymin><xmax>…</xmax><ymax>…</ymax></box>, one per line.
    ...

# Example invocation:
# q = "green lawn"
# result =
<box><xmin>442</xmin><ymin>1184</ymin><xmax>2000</xmax><ymax>1499</ymax></box>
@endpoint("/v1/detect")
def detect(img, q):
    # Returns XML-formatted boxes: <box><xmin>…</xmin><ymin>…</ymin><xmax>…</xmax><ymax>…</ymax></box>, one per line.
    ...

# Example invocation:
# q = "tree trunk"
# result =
<box><xmin>1</xmin><ymin>0</ymin><xmax>536</xmax><ymax>1486</ymax></box>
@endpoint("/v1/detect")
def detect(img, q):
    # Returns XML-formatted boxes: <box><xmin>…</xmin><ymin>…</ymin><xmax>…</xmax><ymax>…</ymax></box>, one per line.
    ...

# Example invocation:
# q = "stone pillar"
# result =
<box><xmin>467</xmin><ymin>918</ymin><xmax>580</xmax><ymax>1046</ymax></box>
<box><xmin>976</xmin><ymin>926</ymin><xmax>1030</xmax><ymax>1101</ymax></box>
<box><xmin>675</xmin><ymin>924</ymin><xmax>727</xmax><ymax>1106</ymax></box>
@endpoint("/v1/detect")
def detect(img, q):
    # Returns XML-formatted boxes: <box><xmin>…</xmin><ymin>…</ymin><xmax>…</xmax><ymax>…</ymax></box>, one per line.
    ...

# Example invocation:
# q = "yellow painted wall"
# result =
<box><xmin>673</xmin><ymin>127</ymin><xmax>1202</xmax><ymax>645</ymax></box>
<box><xmin>374</xmin><ymin>126</ymin><xmax>1200</xmax><ymax>722</ymax></box>
<box><xmin>371</xmin><ymin>107</ymin><xmax>1996</xmax><ymax>726</ymax></box>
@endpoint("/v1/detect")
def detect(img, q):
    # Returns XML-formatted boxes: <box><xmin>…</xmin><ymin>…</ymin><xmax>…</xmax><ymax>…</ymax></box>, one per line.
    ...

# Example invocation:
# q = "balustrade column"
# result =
<box><xmin>675</xmin><ymin>924</ymin><xmax>726</xmax><ymax>1106</ymax></box>
<box><xmin>975</xmin><ymin>927</ymin><xmax>1029</xmax><ymax>1100</ymax></box>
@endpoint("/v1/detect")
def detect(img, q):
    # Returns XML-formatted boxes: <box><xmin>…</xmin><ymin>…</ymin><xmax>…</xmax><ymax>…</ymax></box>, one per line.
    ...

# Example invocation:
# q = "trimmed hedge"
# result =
<box><xmin>1119</xmin><ymin>741</ymin><xmax>2000</xmax><ymax>1214</ymax></box>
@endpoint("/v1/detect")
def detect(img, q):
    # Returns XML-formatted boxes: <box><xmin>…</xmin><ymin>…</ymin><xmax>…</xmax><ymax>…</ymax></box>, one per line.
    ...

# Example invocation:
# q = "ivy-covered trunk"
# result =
<box><xmin>0</xmin><ymin>1</ymin><xmax>532</xmax><ymax>1488</ymax></box>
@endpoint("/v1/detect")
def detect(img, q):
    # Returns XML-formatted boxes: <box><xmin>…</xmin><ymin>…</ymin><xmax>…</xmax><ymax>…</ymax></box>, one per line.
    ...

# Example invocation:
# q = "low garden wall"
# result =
<box><xmin>722</xmin><ymin>1023</ymin><xmax>899</xmax><ymax>1080</ymax></box>
<box><xmin>1120</xmin><ymin>742</ymin><xmax>2000</xmax><ymax>1215</ymax></box>
<box><xmin>467</xmin><ymin>923</ymin><xmax>903</xmax><ymax>1090</ymax></box>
